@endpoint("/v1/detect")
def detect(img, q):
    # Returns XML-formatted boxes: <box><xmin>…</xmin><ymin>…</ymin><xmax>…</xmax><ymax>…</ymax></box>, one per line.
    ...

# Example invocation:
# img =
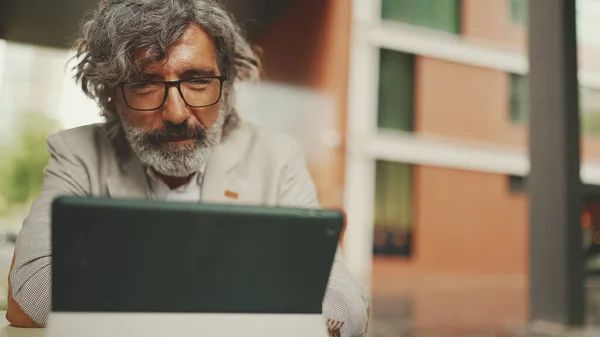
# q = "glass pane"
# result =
<box><xmin>581</xmin><ymin>87</ymin><xmax>600</xmax><ymax>136</ymax></box>
<box><xmin>378</xmin><ymin>49</ymin><xmax>414</xmax><ymax>131</ymax></box>
<box><xmin>373</xmin><ymin>160</ymin><xmax>413</xmax><ymax>256</ymax></box>
<box><xmin>510</xmin><ymin>76</ymin><xmax>600</xmax><ymax>135</ymax></box>
<box><xmin>510</xmin><ymin>73</ymin><xmax>529</xmax><ymax>124</ymax></box>
<box><xmin>509</xmin><ymin>175</ymin><xmax>526</xmax><ymax>194</ymax></box>
<box><xmin>381</xmin><ymin>0</ymin><xmax>461</xmax><ymax>34</ymax></box>
<box><xmin>584</xmin><ymin>197</ymin><xmax>600</xmax><ymax>278</ymax></box>
<box><xmin>509</xmin><ymin>0</ymin><xmax>527</xmax><ymax>25</ymax></box>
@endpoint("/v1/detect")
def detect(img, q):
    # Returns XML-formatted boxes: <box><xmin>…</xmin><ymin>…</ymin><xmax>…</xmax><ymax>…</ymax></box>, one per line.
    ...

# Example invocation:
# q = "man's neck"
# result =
<box><xmin>153</xmin><ymin>170</ymin><xmax>195</xmax><ymax>190</ymax></box>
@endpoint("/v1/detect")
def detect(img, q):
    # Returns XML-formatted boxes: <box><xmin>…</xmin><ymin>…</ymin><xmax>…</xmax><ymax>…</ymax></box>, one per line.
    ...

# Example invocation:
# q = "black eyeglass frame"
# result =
<box><xmin>118</xmin><ymin>74</ymin><xmax>228</xmax><ymax>111</ymax></box>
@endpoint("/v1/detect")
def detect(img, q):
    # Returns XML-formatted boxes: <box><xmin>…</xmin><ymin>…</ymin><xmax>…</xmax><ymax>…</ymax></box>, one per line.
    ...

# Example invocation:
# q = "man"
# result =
<box><xmin>6</xmin><ymin>0</ymin><xmax>369</xmax><ymax>336</ymax></box>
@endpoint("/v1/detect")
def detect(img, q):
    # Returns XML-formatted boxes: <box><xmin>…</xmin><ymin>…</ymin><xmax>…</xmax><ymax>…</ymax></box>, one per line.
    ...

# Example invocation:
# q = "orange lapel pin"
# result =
<box><xmin>224</xmin><ymin>190</ymin><xmax>239</xmax><ymax>200</ymax></box>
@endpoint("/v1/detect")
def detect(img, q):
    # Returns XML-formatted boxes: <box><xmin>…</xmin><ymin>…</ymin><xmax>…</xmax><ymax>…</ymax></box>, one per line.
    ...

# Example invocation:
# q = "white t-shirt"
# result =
<box><xmin>146</xmin><ymin>166</ymin><xmax>204</xmax><ymax>202</ymax></box>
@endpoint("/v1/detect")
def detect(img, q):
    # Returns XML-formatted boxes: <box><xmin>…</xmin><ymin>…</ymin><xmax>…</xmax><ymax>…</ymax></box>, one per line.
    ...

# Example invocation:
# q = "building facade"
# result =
<box><xmin>340</xmin><ymin>0</ymin><xmax>600</xmax><ymax>331</ymax></box>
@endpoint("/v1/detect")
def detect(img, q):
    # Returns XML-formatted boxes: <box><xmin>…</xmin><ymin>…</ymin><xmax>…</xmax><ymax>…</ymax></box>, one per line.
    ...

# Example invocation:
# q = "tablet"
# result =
<box><xmin>51</xmin><ymin>196</ymin><xmax>343</xmax><ymax>314</ymax></box>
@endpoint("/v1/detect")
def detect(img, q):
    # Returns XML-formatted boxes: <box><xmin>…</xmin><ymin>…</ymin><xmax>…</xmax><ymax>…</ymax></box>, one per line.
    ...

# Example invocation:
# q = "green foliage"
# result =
<box><xmin>0</xmin><ymin>112</ymin><xmax>59</xmax><ymax>215</ymax></box>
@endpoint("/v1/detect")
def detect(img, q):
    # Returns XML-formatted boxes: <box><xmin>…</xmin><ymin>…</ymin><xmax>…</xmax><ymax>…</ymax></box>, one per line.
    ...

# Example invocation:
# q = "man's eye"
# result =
<box><xmin>130</xmin><ymin>82</ymin><xmax>152</xmax><ymax>89</ymax></box>
<box><xmin>188</xmin><ymin>79</ymin><xmax>211</xmax><ymax>86</ymax></box>
<box><xmin>126</xmin><ymin>82</ymin><xmax>161</xmax><ymax>93</ymax></box>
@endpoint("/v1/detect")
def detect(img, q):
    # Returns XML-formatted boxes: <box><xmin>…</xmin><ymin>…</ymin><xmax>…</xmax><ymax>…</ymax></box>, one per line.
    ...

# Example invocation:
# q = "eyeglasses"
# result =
<box><xmin>119</xmin><ymin>75</ymin><xmax>227</xmax><ymax>111</ymax></box>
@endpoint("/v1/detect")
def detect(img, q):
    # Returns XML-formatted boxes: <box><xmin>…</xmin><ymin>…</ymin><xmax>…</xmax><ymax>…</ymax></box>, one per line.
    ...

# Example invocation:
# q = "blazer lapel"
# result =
<box><xmin>201</xmin><ymin>122</ymin><xmax>252</xmax><ymax>205</ymax></box>
<box><xmin>107</xmin><ymin>151</ymin><xmax>152</xmax><ymax>199</ymax></box>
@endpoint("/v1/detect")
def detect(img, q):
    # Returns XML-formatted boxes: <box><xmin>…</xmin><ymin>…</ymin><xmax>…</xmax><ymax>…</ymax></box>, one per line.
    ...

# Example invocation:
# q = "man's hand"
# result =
<box><xmin>327</xmin><ymin>319</ymin><xmax>345</xmax><ymax>337</ymax></box>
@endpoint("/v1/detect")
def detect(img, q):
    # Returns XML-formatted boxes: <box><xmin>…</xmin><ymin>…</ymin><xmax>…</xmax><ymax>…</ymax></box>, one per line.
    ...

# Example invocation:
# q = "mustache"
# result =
<box><xmin>142</xmin><ymin>123</ymin><xmax>208</xmax><ymax>144</ymax></box>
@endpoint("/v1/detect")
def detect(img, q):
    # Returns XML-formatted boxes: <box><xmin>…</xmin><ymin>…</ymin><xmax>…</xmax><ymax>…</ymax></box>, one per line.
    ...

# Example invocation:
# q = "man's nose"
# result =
<box><xmin>162</xmin><ymin>86</ymin><xmax>191</xmax><ymax>124</ymax></box>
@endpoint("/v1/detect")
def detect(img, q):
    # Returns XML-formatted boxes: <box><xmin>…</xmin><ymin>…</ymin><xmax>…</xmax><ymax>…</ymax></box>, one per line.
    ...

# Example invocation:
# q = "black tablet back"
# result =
<box><xmin>51</xmin><ymin>196</ymin><xmax>343</xmax><ymax>314</ymax></box>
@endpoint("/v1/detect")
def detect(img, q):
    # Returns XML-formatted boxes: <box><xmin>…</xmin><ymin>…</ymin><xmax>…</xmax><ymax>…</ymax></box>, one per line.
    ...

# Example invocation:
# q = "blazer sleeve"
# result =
<box><xmin>277</xmin><ymin>140</ymin><xmax>370</xmax><ymax>337</ymax></box>
<box><xmin>7</xmin><ymin>132</ymin><xmax>90</xmax><ymax>327</ymax></box>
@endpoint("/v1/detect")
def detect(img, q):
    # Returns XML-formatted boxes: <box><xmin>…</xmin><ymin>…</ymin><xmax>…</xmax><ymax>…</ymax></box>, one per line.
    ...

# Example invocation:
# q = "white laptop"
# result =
<box><xmin>45</xmin><ymin>197</ymin><xmax>343</xmax><ymax>337</ymax></box>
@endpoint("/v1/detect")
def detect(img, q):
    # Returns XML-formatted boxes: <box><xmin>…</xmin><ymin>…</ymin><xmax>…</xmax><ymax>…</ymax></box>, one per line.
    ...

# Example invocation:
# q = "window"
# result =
<box><xmin>508</xmin><ymin>175</ymin><xmax>526</xmax><ymax>194</ymax></box>
<box><xmin>510</xmin><ymin>74</ymin><xmax>600</xmax><ymax>135</ymax></box>
<box><xmin>373</xmin><ymin>161</ymin><xmax>413</xmax><ymax>256</ymax></box>
<box><xmin>0</xmin><ymin>42</ymin><xmax>68</xmax><ymax>234</ymax></box>
<box><xmin>381</xmin><ymin>0</ymin><xmax>461</xmax><ymax>34</ymax></box>
<box><xmin>509</xmin><ymin>175</ymin><xmax>600</xmax><ymax>199</ymax></box>
<box><xmin>378</xmin><ymin>49</ymin><xmax>414</xmax><ymax>131</ymax></box>
<box><xmin>580</xmin><ymin>87</ymin><xmax>600</xmax><ymax>136</ymax></box>
<box><xmin>509</xmin><ymin>73</ymin><xmax>529</xmax><ymax>124</ymax></box>
<box><xmin>509</xmin><ymin>0</ymin><xmax>528</xmax><ymax>25</ymax></box>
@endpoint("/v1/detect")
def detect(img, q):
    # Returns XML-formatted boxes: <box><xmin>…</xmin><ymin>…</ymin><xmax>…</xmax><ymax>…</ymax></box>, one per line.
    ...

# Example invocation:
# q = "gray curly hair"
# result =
<box><xmin>73</xmin><ymin>0</ymin><xmax>261</xmax><ymax>138</ymax></box>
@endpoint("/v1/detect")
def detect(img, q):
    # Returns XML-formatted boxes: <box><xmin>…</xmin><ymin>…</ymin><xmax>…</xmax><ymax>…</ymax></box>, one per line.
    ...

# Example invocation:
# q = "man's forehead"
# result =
<box><xmin>132</xmin><ymin>24</ymin><xmax>218</xmax><ymax>71</ymax></box>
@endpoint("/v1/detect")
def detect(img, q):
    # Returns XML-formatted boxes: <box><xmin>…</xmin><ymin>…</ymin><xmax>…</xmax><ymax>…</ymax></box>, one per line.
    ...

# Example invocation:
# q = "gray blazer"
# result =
<box><xmin>9</xmin><ymin>121</ymin><xmax>369</xmax><ymax>336</ymax></box>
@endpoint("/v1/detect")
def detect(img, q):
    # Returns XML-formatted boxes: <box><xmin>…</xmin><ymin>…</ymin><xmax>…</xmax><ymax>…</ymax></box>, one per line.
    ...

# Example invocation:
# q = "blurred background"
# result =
<box><xmin>0</xmin><ymin>0</ymin><xmax>599</xmax><ymax>335</ymax></box>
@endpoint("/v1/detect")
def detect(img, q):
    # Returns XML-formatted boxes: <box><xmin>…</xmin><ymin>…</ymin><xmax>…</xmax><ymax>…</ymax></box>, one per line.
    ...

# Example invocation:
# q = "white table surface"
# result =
<box><xmin>0</xmin><ymin>312</ymin><xmax>43</xmax><ymax>337</ymax></box>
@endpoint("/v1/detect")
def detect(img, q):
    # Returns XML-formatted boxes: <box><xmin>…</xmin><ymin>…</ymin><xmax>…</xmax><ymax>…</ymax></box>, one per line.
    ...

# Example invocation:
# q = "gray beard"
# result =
<box><xmin>122</xmin><ymin>113</ymin><xmax>225</xmax><ymax>177</ymax></box>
